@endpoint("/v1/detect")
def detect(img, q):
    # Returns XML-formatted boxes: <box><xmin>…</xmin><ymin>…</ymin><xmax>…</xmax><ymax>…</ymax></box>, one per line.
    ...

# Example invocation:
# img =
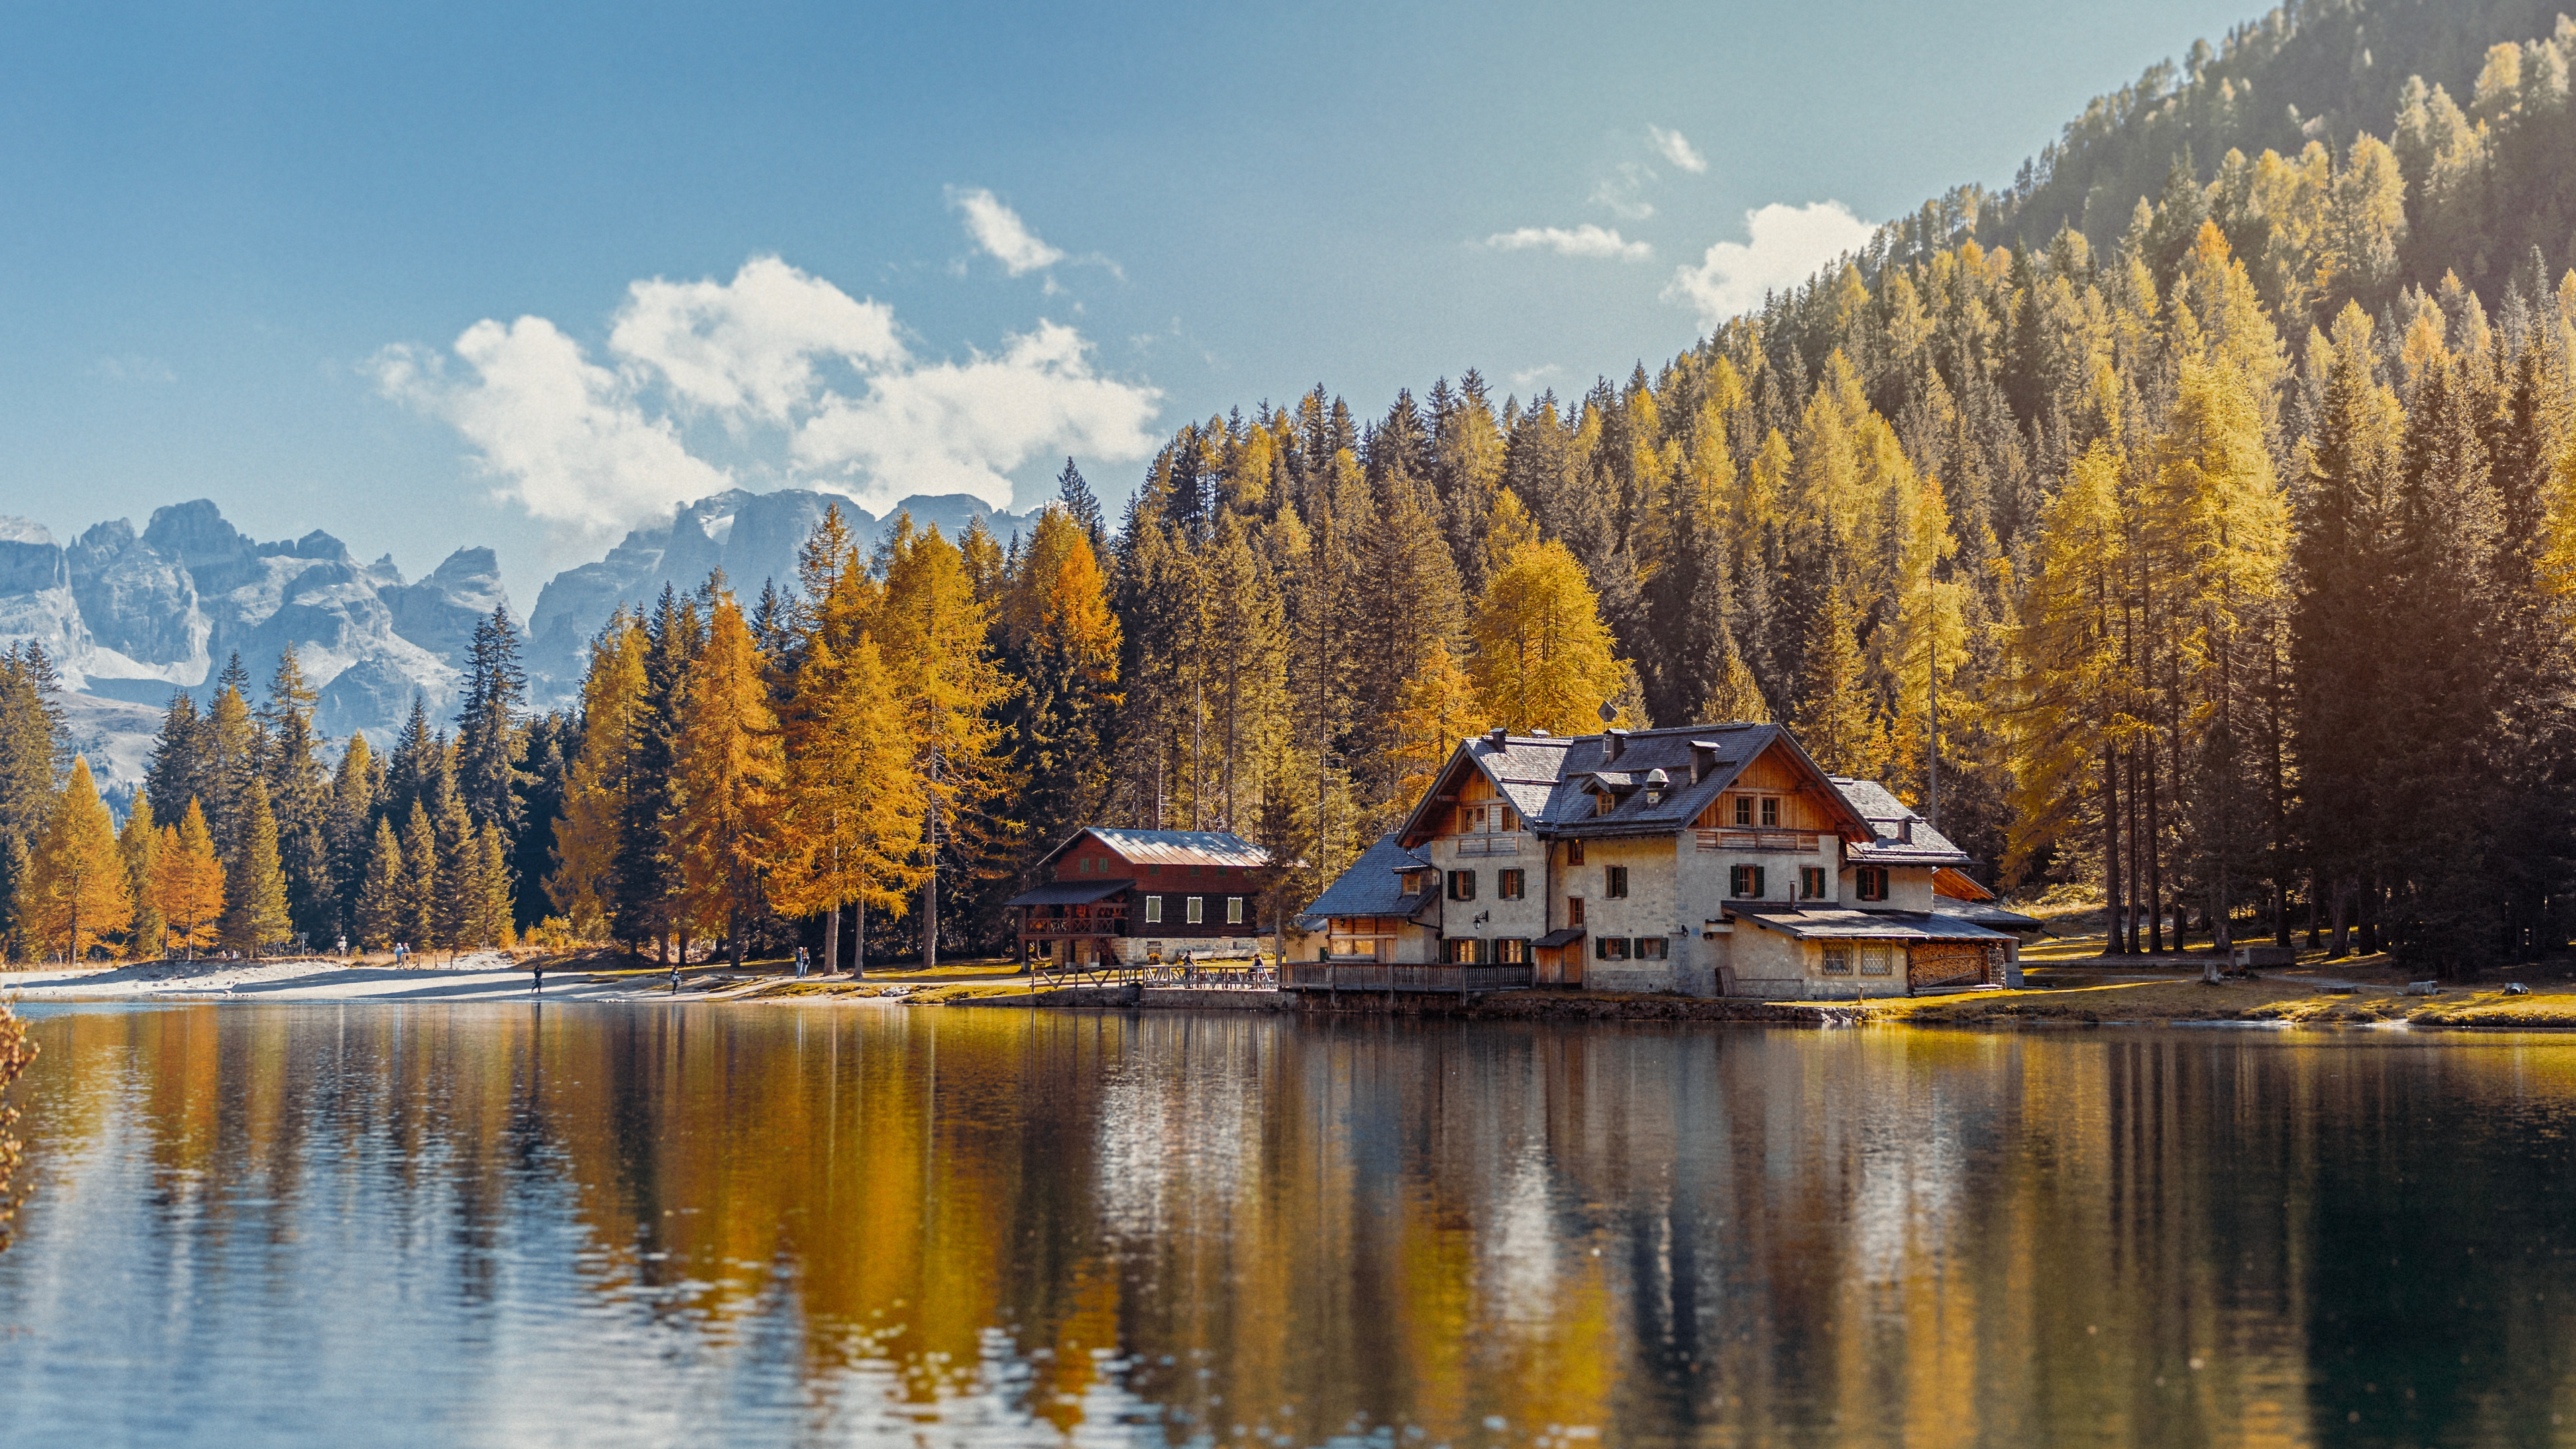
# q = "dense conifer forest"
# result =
<box><xmin>9</xmin><ymin>0</ymin><xmax>2576</xmax><ymax>975</ymax></box>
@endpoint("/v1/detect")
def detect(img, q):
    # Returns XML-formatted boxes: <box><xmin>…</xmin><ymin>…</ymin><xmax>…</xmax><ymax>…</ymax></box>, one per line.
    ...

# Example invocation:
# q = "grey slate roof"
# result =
<box><xmin>1727</xmin><ymin>902</ymin><xmax>2014</xmax><ymax>942</ymax></box>
<box><xmin>1045</xmin><ymin>828</ymin><xmax>1270</xmax><ymax>869</ymax></box>
<box><xmin>1002</xmin><ymin>878</ymin><xmax>1136</xmax><ymax>908</ymax></box>
<box><xmin>1307</xmin><ymin>834</ymin><xmax>1436</xmax><ymax>919</ymax></box>
<box><xmin>1831</xmin><ymin>777</ymin><xmax>1974</xmax><ymax>867</ymax></box>
<box><xmin>1534</xmin><ymin>722</ymin><xmax>1785</xmax><ymax>838</ymax></box>
<box><xmin>1933</xmin><ymin>898</ymin><xmax>2047</xmax><ymax>934</ymax></box>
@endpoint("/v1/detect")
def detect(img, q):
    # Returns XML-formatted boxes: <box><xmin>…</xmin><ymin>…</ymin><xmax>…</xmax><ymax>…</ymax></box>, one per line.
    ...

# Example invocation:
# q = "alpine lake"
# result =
<box><xmin>4</xmin><ymin>1000</ymin><xmax>2575</xmax><ymax>1448</ymax></box>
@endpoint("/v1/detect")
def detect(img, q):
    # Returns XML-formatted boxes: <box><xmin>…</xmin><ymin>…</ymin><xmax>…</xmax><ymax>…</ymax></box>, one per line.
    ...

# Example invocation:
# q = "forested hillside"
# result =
<box><xmin>7</xmin><ymin>0</ymin><xmax>2576</xmax><ymax>976</ymax></box>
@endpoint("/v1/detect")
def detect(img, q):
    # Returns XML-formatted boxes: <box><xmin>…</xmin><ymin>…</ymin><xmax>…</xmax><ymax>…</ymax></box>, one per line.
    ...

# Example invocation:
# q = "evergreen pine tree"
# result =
<box><xmin>455</xmin><ymin>605</ymin><xmax>527</xmax><ymax>833</ymax></box>
<box><xmin>612</xmin><ymin>588</ymin><xmax>698</xmax><ymax>957</ymax></box>
<box><xmin>258</xmin><ymin>647</ymin><xmax>334</xmax><ymax>942</ymax></box>
<box><xmin>355</xmin><ymin>820</ymin><xmax>405</xmax><ymax>951</ymax></box>
<box><xmin>400</xmin><ymin>802</ymin><xmax>441</xmax><ymax>951</ymax></box>
<box><xmin>119</xmin><ymin>795</ymin><xmax>164</xmax><ymax>958</ymax></box>
<box><xmin>219</xmin><ymin>779</ymin><xmax>290</xmax><ymax>957</ymax></box>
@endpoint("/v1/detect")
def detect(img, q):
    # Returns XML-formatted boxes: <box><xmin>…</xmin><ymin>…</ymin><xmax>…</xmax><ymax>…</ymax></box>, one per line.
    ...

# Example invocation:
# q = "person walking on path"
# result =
<box><xmin>531</xmin><ymin>964</ymin><xmax>545</xmax><ymax>994</ymax></box>
<box><xmin>796</xmin><ymin>946</ymin><xmax>809</xmax><ymax>979</ymax></box>
<box><xmin>670</xmin><ymin>963</ymin><xmax>684</xmax><ymax>995</ymax></box>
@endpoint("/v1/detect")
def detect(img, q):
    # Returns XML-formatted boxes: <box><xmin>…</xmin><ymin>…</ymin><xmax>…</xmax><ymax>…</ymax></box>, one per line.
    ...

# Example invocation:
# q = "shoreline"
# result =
<box><xmin>13</xmin><ymin>957</ymin><xmax>2576</xmax><ymax>1033</ymax></box>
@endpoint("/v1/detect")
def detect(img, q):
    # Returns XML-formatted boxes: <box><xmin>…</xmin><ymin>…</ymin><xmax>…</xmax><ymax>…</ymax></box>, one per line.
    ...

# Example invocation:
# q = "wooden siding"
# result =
<box><xmin>1694</xmin><ymin>743</ymin><xmax>1841</xmax><ymax>832</ymax></box>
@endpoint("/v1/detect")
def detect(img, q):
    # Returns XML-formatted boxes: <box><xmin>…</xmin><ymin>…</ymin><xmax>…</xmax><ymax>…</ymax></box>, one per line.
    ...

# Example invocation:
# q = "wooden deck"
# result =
<box><xmin>1281</xmin><ymin>963</ymin><xmax>1538</xmax><ymax>994</ymax></box>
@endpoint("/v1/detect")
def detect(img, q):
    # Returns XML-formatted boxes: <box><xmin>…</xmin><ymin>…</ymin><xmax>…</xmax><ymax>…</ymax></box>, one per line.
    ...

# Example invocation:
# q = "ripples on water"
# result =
<box><xmin>4</xmin><ymin>1003</ymin><xmax>2576</xmax><ymax>1447</ymax></box>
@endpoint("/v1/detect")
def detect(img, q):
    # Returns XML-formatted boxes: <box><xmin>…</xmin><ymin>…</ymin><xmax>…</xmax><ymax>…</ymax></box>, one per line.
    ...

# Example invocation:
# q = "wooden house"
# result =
<box><xmin>1005</xmin><ymin>828</ymin><xmax>1272</xmax><ymax>967</ymax></box>
<box><xmin>1289</xmin><ymin>720</ymin><xmax>2019</xmax><ymax>1000</ymax></box>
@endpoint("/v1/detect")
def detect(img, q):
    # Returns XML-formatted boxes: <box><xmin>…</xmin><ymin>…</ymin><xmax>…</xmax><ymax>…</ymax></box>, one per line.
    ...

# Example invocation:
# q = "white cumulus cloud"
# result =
<box><xmin>609</xmin><ymin>256</ymin><xmax>902</xmax><ymax>421</ymax></box>
<box><xmin>1648</xmin><ymin>125</ymin><xmax>1707</xmax><ymax>174</ymax></box>
<box><xmin>376</xmin><ymin>256</ymin><xmax>1161</xmax><ymax>539</ymax></box>
<box><xmin>374</xmin><ymin>316</ymin><xmax>731</xmax><ymax>538</ymax></box>
<box><xmin>947</xmin><ymin>186</ymin><xmax>1065</xmax><ymax>275</ymax></box>
<box><xmin>1483</xmin><ymin>224</ymin><xmax>1653</xmax><ymax>262</ymax></box>
<box><xmin>794</xmin><ymin>321</ymin><xmax>1160</xmax><ymax>502</ymax></box>
<box><xmin>1665</xmin><ymin>201</ymin><xmax>1876</xmax><ymax>331</ymax></box>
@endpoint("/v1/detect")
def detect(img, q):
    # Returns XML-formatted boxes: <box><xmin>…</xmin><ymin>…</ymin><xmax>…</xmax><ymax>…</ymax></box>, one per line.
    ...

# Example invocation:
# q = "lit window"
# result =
<box><xmin>1731</xmin><ymin>865</ymin><xmax>1765</xmax><ymax>899</ymax></box>
<box><xmin>1144</xmin><ymin>896</ymin><xmax>1163</xmax><ymax>923</ymax></box>
<box><xmin>1443</xmin><ymin>937</ymin><xmax>1483</xmax><ymax>964</ymax></box>
<box><xmin>1186</xmin><ymin>896</ymin><xmax>1204</xmax><ymax>924</ymax></box>
<box><xmin>1856</xmin><ymin>867</ymin><xmax>1889</xmax><ymax>902</ymax></box>
<box><xmin>1605</xmin><ymin>865</ymin><xmax>1629</xmax><ymax>898</ymax></box>
<box><xmin>1567</xmin><ymin>840</ymin><xmax>1586</xmax><ymax>865</ymax></box>
<box><xmin>1493</xmin><ymin>938</ymin><xmax>1528</xmax><ymax>964</ymax></box>
<box><xmin>1226</xmin><ymin>896</ymin><xmax>1244</xmax><ymax>924</ymax></box>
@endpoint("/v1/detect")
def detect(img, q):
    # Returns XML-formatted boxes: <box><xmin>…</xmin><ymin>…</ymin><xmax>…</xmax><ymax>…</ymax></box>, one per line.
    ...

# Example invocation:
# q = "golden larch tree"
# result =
<box><xmin>675</xmin><ymin>594</ymin><xmax>785</xmax><ymax>967</ymax></box>
<box><xmin>1466</xmin><ymin>537</ymin><xmax>1630</xmax><ymax>736</ymax></box>
<box><xmin>24</xmin><ymin>757</ymin><xmax>133</xmax><ymax>963</ymax></box>
<box><xmin>152</xmin><ymin>800</ymin><xmax>226</xmax><ymax>957</ymax></box>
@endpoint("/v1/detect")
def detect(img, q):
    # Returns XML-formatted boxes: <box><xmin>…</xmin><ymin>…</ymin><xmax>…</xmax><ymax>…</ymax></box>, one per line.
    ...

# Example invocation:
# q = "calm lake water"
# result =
<box><xmin>3</xmin><ymin>1005</ymin><xmax>2576</xmax><ymax>1448</ymax></box>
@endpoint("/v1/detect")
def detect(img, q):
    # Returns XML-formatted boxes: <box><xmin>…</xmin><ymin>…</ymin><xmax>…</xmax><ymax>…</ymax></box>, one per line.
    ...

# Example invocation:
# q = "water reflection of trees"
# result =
<box><xmin>21</xmin><ymin>1008</ymin><xmax>2576</xmax><ymax>1444</ymax></box>
<box><xmin>0</xmin><ymin>1003</ymin><xmax>30</xmax><ymax>1252</ymax></box>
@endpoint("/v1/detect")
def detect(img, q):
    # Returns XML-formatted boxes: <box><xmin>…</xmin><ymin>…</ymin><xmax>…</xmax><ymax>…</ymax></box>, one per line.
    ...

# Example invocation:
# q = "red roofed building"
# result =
<box><xmin>1004</xmin><ymin>828</ymin><xmax>1273</xmax><ymax>968</ymax></box>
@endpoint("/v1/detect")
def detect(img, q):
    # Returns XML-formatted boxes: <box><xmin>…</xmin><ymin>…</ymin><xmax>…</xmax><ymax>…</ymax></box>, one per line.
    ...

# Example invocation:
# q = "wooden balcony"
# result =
<box><xmin>1697</xmin><ymin>829</ymin><xmax>1821</xmax><ymax>853</ymax></box>
<box><xmin>1022</xmin><ymin>913</ymin><xmax>1128</xmax><ymax>935</ymax></box>
<box><xmin>1452</xmin><ymin>835</ymin><xmax>1521</xmax><ymax>857</ymax></box>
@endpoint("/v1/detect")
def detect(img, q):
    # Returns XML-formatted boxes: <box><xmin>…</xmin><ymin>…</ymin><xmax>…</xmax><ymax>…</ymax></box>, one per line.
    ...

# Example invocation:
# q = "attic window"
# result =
<box><xmin>1733</xmin><ymin>796</ymin><xmax>1752</xmax><ymax>826</ymax></box>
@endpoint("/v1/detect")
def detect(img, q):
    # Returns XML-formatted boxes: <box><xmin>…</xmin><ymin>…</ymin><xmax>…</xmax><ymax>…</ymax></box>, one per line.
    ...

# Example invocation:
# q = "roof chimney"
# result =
<box><xmin>1601</xmin><ymin>728</ymin><xmax>1627</xmax><ymax>765</ymax></box>
<box><xmin>1900</xmin><ymin>818</ymin><xmax>1916</xmax><ymax>844</ymax></box>
<box><xmin>1487</xmin><ymin>727</ymin><xmax>1509</xmax><ymax>748</ymax></box>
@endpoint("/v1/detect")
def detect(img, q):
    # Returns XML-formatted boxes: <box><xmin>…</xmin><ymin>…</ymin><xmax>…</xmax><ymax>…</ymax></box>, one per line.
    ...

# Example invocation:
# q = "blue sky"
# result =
<box><xmin>0</xmin><ymin>0</ymin><xmax>2255</xmax><ymax>607</ymax></box>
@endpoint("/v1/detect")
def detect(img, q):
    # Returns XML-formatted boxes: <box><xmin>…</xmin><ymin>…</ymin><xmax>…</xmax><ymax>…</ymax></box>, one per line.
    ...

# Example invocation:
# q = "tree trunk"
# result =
<box><xmin>2103</xmin><ymin>744</ymin><xmax>2126</xmax><ymax>957</ymax></box>
<box><xmin>2145</xmin><ymin>739</ymin><xmax>2165</xmax><ymax>955</ymax></box>
<box><xmin>823</xmin><ymin>905</ymin><xmax>840</xmax><ymax>978</ymax></box>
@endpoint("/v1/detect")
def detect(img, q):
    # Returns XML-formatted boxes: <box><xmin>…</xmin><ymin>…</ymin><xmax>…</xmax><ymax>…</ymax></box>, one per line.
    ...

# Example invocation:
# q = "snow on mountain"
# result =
<box><xmin>0</xmin><ymin>490</ymin><xmax>1035</xmax><ymax>791</ymax></box>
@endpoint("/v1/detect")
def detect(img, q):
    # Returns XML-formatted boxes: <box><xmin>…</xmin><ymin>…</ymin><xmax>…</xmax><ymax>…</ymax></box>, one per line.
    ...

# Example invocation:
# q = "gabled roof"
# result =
<box><xmin>1394</xmin><ymin>722</ymin><xmax>1876</xmax><ymax>846</ymax></box>
<box><xmin>1307</xmin><ymin>833</ymin><xmax>1437</xmax><ymax>919</ymax></box>
<box><xmin>1040</xmin><ymin>827</ymin><xmax>1269</xmax><ymax>871</ymax></box>
<box><xmin>1395</xmin><ymin>734</ymin><xmax>1572</xmax><ymax>847</ymax></box>
<box><xmin>1831</xmin><ymin>778</ymin><xmax>1972</xmax><ymax>867</ymax></box>
<box><xmin>1538</xmin><ymin>724</ymin><xmax>1872</xmax><ymax>841</ymax></box>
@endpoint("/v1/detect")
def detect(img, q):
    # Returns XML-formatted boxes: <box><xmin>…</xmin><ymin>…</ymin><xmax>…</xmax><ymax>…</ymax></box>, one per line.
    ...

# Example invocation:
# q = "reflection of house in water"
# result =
<box><xmin>1003</xmin><ymin>827</ymin><xmax>1272</xmax><ymax>967</ymax></box>
<box><xmin>1288</xmin><ymin>721</ymin><xmax>2023</xmax><ymax>999</ymax></box>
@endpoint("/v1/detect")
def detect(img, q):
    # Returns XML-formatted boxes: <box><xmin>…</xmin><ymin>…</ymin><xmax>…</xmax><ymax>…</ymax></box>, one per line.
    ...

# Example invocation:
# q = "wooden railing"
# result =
<box><xmin>1023</xmin><ymin>914</ymin><xmax>1126</xmax><ymax>934</ymax></box>
<box><xmin>1283</xmin><ymin>963</ymin><xmax>1536</xmax><ymax>994</ymax></box>
<box><xmin>1696</xmin><ymin>829</ymin><xmax>1821</xmax><ymax>853</ymax></box>
<box><xmin>1452</xmin><ymin>835</ymin><xmax>1520</xmax><ymax>857</ymax></box>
